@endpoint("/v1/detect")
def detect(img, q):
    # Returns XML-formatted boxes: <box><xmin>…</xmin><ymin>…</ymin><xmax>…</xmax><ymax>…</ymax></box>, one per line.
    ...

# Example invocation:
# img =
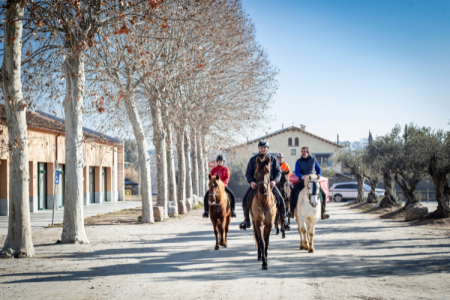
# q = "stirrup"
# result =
<box><xmin>202</xmin><ymin>212</ymin><xmax>209</xmax><ymax>218</ymax></box>
<box><xmin>283</xmin><ymin>221</ymin><xmax>291</xmax><ymax>231</ymax></box>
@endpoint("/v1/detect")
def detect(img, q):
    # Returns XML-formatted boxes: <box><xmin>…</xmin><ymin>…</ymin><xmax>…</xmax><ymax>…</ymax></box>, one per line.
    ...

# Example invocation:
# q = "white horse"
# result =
<box><xmin>294</xmin><ymin>175</ymin><xmax>321</xmax><ymax>253</ymax></box>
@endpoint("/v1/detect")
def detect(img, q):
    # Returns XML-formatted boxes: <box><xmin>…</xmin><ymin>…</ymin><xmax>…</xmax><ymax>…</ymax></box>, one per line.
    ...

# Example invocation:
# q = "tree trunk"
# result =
<box><xmin>176</xmin><ymin>126</ymin><xmax>186</xmax><ymax>202</ymax></box>
<box><xmin>202</xmin><ymin>137</ymin><xmax>209</xmax><ymax>193</ymax></box>
<box><xmin>61</xmin><ymin>51</ymin><xmax>89</xmax><ymax>244</ymax></box>
<box><xmin>428</xmin><ymin>159</ymin><xmax>450</xmax><ymax>218</ymax></box>
<box><xmin>184</xmin><ymin>129</ymin><xmax>193</xmax><ymax>199</ymax></box>
<box><xmin>123</xmin><ymin>90</ymin><xmax>153</xmax><ymax>223</ymax></box>
<box><xmin>164</xmin><ymin>115</ymin><xmax>177</xmax><ymax>202</ymax></box>
<box><xmin>394</xmin><ymin>173</ymin><xmax>419</xmax><ymax>208</ymax></box>
<box><xmin>356</xmin><ymin>174</ymin><xmax>364</xmax><ymax>203</ymax></box>
<box><xmin>1</xmin><ymin>2</ymin><xmax>35</xmax><ymax>257</ymax></box>
<box><xmin>379</xmin><ymin>172</ymin><xmax>397</xmax><ymax>208</ymax></box>
<box><xmin>150</xmin><ymin>101</ymin><xmax>168</xmax><ymax>218</ymax></box>
<box><xmin>190</xmin><ymin>128</ymin><xmax>199</xmax><ymax>196</ymax></box>
<box><xmin>366</xmin><ymin>177</ymin><xmax>379</xmax><ymax>204</ymax></box>
<box><xmin>197</xmin><ymin>133</ymin><xmax>205</xmax><ymax>196</ymax></box>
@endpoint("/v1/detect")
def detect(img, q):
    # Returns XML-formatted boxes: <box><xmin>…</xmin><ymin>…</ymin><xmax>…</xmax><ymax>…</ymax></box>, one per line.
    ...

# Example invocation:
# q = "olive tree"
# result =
<box><xmin>335</xmin><ymin>148</ymin><xmax>366</xmax><ymax>203</ymax></box>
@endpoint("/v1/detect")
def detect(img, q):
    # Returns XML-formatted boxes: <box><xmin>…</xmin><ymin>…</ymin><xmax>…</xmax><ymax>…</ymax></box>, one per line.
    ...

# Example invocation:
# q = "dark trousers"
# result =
<box><xmin>289</xmin><ymin>180</ymin><xmax>327</xmax><ymax>212</ymax></box>
<box><xmin>204</xmin><ymin>186</ymin><xmax>236</xmax><ymax>212</ymax></box>
<box><xmin>242</xmin><ymin>185</ymin><xmax>287</xmax><ymax>220</ymax></box>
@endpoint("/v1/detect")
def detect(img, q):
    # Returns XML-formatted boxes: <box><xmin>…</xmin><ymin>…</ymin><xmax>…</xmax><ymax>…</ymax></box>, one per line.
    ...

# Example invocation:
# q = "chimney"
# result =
<box><xmin>282</xmin><ymin>123</ymin><xmax>284</xmax><ymax>129</ymax></box>
<box><xmin>300</xmin><ymin>124</ymin><xmax>306</xmax><ymax>130</ymax></box>
<box><xmin>337</xmin><ymin>134</ymin><xmax>339</xmax><ymax>145</ymax></box>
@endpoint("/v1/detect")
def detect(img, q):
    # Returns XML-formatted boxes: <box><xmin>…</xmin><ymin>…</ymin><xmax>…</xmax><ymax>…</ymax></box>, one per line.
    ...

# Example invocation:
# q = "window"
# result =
<box><xmin>335</xmin><ymin>184</ymin><xmax>354</xmax><ymax>189</ymax></box>
<box><xmin>291</xmin><ymin>149</ymin><xmax>296</xmax><ymax>156</ymax></box>
<box><xmin>294</xmin><ymin>137</ymin><xmax>299</xmax><ymax>146</ymax></box>
<box><xmin>288</xmin><ymin>138</ymin><xmax>292</xmax><ymax>146</ymax></box>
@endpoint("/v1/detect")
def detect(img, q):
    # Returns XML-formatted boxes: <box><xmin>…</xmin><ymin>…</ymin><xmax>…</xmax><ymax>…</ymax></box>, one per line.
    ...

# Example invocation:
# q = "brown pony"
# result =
<box><xmin>208</xmin><ymin>174</ymin><xmax>231</xmax><ymax>250</ymax></box>
<box><xmin>251</xmin><ymin>156</ymin><xmax>277</xmax><ymax>270</ymax></box>
<box><xmin>275</xmin><ymin>171</ymin><xmax>291</xmax><ymax>238</ymax></box>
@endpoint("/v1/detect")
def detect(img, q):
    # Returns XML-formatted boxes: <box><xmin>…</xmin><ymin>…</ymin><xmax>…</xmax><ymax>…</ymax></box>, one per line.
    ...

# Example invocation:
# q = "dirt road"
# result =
<box><xmin>1</xmin><ymin>203</ymin><xmax>449</xmax><ymax>300</ymax></box>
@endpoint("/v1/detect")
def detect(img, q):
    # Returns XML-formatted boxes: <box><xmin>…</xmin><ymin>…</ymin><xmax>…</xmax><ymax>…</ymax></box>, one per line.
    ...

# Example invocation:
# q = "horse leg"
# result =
<box><xmin>252</xmin><ymin>221</ymin><xmax>262</xmax><ymax>261</ymax></box>
<box><xmin>263</xmin><ymin>224</ymin><xmax>271</xmax><ymax>269</ymax></box>
<box><xmin>307</xmin><ymin>219</ymin><xmax>316</xmax><ymax>253</ymax></box>
<box><xmin>220</xmin><ymin>217</ymin><xmax>227</xmax><ymax>247</ymax></box>
<box><xmin>274</xmin><ymin>213</ymin><xmax>279</xmax><ymax>235</ymax></box>
<box><xmin>223</xmin><ymin>213</ymin><xmax>231</xmax><ymax>248</ymax></box>
<box><xmin>217</xmin><ymin>219</ymin><xmax>225</xmax><ymax>247</ymax></box>
<box><xmin>213</xmin><ymin>220</ymin><xmax>220</xmax><ymax>250</ymax></box>
<box><xmin>300</xmin><ymin>216</ymin><xmax>309</xmax><ymax>251</ymax></box>
<box><xmin>255</xmin><ymin>223</ymin><xmax>267</xmax><ymax>270</ymax></box>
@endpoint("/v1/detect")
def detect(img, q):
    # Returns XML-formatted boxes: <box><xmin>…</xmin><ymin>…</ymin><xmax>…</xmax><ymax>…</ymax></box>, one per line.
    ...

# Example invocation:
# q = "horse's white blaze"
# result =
<box><xmin>294</xmin><ymin>175</ymin><xmax>321</xmax><ymax>252</ymax></box>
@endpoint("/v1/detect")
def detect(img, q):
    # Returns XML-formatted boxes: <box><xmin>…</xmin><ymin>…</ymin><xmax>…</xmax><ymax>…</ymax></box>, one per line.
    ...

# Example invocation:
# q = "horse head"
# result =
<box><xmin>304</xmin><ymin>174</ymin><xmax>321</xmax><ymax>207</ymax></box>
<box><xmin>278</xmin><ymin>171</ymin><xmax>290</xmax><ymax>198</ymax></box>
<box><xmin>255</xmin><ymin>156</ymin><xmax>271</xmax><ymax>196</ymax></box>
<box><xmin>208</xmin><ymin>174</ymin><xmax>224</xmax><ymax>205</ymax></box>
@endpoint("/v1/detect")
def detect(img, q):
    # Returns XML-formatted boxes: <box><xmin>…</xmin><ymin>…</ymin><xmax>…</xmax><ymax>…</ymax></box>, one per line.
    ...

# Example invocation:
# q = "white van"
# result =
<box><xmin>329</xmin><ymin>182</ymin><xmax>385</xmax><ymax>202</ymax></box>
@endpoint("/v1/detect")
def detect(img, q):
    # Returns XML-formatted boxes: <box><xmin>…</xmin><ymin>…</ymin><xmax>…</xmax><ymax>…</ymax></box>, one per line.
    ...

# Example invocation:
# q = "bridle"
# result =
<box><xmin>306</xmin><ymin>180</ymin><xmax>319</xmax><ymax>208</ymax></box>
<box><xmin>208</xmin><ymin>182</ymin><xmax>220</xmax><ymax>205</ymax></box>
<box><xmin>252</xmin><ymin>172</ymin><xmax>276</xmax><ymax>222</ymax></box>
<box><xmin>256</xmin><ymin>172</ymin><xmax>271</xmax><ymax>196</ymax></box>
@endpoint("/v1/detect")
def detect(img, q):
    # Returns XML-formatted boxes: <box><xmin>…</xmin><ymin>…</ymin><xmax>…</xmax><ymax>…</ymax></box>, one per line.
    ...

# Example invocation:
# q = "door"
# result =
<box><xmin>57</xmin><ymin>164</ymin><xmax>65</xmax><ymax>208</ymax></box>
<box><xmin>38</xmin><ymin>163</ymin><xmax>47</xmax><ymax>210</ymax></box>
<box><xmin>352</xmin><ymin>183</ymin><xmax>358</xmax><ymax>198</ymax></box>
<box><xmin>102</xmin><ymin>167</ymin><xmax>107</xmax><ymax>202</ymax></box>
<box><xmin>89</xmin><ymin>166</ymin><xmax>95</xmax><ymax>204</ymax></box>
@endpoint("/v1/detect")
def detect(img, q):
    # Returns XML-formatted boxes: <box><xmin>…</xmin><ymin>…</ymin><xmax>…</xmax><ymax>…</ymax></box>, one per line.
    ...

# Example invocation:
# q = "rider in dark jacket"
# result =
<box><xmin>289</xmin><ymin>146</ymin><xmax>330</xmax><ymax>220</ymax></box>
<box><xmin>239</xmin><ymin>140</ymin><xmax>291</xmax><ymax>231</ymax></box>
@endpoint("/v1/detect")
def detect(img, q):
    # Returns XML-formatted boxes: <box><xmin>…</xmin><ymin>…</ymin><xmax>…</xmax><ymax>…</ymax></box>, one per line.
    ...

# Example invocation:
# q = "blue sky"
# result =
<box><xmin>242</xmin><ymin>0</ymin><xmax>450</xmax><ymax>142</ymax></box>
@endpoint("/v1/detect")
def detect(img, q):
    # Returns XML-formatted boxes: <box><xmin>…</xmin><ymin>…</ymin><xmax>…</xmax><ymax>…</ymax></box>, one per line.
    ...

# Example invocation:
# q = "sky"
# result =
<box><xmin>241</xmin><ymin>0</ymin><xmax>450</xmax><ymax>142</ymax></box>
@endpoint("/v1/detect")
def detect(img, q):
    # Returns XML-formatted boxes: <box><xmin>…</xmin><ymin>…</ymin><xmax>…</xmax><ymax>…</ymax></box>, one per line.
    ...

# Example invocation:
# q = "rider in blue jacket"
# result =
<box><xmin>289</xmin><ymin>146</ymin><xmax>330</xmax><ymax>220</ymax></box>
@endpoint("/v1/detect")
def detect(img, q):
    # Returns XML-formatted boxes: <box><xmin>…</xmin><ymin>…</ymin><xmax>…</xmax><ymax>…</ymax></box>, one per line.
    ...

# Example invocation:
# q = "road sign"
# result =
<box><xmin>208</xmin><ymin>160</ymin><xmax>216</xmax><ymax>168</ymax></box>
<box><xmin>55</xmin><ymin>170</ymin><xmax>60</xmax><ymax>185</ymax></box>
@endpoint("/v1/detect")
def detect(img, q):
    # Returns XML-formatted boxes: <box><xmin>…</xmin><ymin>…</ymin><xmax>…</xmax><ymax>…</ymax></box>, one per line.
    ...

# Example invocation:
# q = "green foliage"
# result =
<box><xmin>228</xmin><ymin>159</ymin><xmax>248</xmax><ymax>185</ymax></box>
<box><xmin>124</xmin><ymin>139</ymin><xmax>138</xmax><ymax>166</ymax></box>
<box><xmin>319</xmin><ymin>163</ymin><xmax>336</xmax><ymax>178</ymax></box>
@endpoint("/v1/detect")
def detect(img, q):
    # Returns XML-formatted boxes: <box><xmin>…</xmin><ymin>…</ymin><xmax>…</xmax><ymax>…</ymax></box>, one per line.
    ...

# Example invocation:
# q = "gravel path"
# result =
<box><xmin>1</xmin><ymin>203</ymin><xmax>449</xmax><ymax>300</ymax></box>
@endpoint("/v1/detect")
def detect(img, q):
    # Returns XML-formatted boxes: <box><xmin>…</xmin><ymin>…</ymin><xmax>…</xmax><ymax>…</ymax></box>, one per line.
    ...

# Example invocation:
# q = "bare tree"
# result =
<box><xmin>0</xmin><ymin>0</ymin><xmax>34</xmax><ymax>257</ymax></box>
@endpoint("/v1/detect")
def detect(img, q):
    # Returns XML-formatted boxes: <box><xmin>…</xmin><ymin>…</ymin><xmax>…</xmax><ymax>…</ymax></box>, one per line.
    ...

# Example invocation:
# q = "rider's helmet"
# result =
<box><xmin>277</xmin><ymin>153</ymin><xmax>283</xmax><ymax>158</ymax></box>
<box><xmin>216</xmin><ymin>155</ymin><xmax>225</xmax><ymax>162</ymax></box>
<box><xmin>258</xmin><ymin>140</ymin><xmax>270</xmax><ymax>148</ymax></box>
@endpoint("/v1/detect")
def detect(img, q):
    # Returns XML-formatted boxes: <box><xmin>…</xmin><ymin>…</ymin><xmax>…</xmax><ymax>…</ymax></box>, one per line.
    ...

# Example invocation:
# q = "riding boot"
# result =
<box><xmin>274</xmin><ymin>189</ymin><xmax>290</xmax><ymax>231</ymax></box>
<box><xmin>320</xmin><ymin>189</ymin><xmax>329</xmax><ymax>220</ymax></box>
<box><xmin>239</xmin><ymin>204</ymin><xmax>251</xmax><ymax>230</ymax></box>
<box><xmin>203</xmin><ymin>192</ymin><xmax>209</xmax><ymax>218</ymax></box>
<box><xmin>288</xmin><ymin>195</ymin><xmax>295</xmax><ymax>218</ymax></box>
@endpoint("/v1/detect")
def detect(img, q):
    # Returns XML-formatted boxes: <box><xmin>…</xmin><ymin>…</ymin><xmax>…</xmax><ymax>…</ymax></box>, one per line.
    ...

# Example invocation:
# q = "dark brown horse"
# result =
<box><xmin>208</xmin><ymin>174</ymin><xmax>231</xmax><ymax>250</ymax></box>
<box><xmin>251</xmin><ymin>156</ymin><xmax>277</xmax><ymax>270</ymax></box>
<box><xmin>275</xmin><ymin>171</ymin><xmax>291</xmax><ymax>238</ymax></box>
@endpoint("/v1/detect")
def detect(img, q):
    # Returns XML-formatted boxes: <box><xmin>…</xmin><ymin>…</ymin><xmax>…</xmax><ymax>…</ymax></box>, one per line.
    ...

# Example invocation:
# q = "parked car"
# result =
<box><xmin>329</xmin><ymin>182</ymin><xmax>385</xmax><ymax>202</ymax></box>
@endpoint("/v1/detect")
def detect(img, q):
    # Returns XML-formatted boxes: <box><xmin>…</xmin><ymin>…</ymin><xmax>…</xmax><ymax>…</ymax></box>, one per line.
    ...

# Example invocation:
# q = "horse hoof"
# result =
<box><xmin>222</xmin><ymin>243</ymin><xmax>227</xmax><ymax>248</ymax></box>
<box><xmin>282</xmin><ymin>234</ymin><xmax>286</xmax><ymax>239</ymax></box>
<box><xmin>275</xmin><ymin>231</ymin><xmax>279</xmax><ymax>235</ymax></box>
<box><xmin>300</xmin><ymin>245</ymin><xmax>304</xmax><ymax>250</ymax></box>
<box><xmin>262</xmin><ymin>265</ymin><xmax>268</xmax><ymax>270</ymax></box>
<box><xmin>215</xmin><ymin>245</ymin><xmax>219</xmax><ymax>250</ymax></box>
<box><xmin>308</xmin><ymin>248</ymin><xmax>314</xmax><ymax>253</ymax></box>
<box><xmin>257</xmin><ymin>256</ymin><xmax>262</xmax><ymax>261</ymax></box>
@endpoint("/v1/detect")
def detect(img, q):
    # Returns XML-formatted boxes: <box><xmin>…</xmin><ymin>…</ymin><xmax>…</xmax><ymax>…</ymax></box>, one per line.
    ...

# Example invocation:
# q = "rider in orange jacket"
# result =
<box><xmin>203</xmin><ymin>155</ymin><xmax>237</xmax><ymax>218</ymax></box>
<box><xmin>277</xmin><ymin>153</ymin><xmax>294</xmax><ymax>190</ymax></box>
